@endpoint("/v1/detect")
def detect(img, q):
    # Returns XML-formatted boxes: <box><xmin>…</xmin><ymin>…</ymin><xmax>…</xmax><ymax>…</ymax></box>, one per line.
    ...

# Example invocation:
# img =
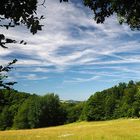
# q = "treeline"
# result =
<box><xmin>0</xmin><ymin>90</ymin><xmax>84</xmax><ymax>130</ymax></box>
<box><xmin>83</xmin><ymin>80</ymin><xmax>140</xmax><ymax>121</ymax></box>
<box><xmin>0</xmin><ymin>80</ymin><xmax>140</xmax><ymax>130</ymax></box>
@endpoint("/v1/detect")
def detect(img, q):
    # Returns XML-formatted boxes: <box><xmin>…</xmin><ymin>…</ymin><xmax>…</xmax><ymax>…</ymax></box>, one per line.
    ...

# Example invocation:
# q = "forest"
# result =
<box><xmin>0</xmin><ymin>80</ymin><xmax>140</xmax><ymax>130</ymax></box>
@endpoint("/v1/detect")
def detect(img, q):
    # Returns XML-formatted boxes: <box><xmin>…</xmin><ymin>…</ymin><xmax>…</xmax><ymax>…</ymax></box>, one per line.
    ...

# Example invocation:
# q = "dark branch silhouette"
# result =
<box><xmin>0</xmin><ymin>59</ymin><xmax>17</xmax><ymax>89</ymax></box>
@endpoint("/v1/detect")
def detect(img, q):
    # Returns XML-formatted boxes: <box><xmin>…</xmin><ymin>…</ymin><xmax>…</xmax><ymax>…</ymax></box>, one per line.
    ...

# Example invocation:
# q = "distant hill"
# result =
<box><xmin>60</xmin><ymin>100</ymin><xmax>81</xmax><ymax>104</ymax></box>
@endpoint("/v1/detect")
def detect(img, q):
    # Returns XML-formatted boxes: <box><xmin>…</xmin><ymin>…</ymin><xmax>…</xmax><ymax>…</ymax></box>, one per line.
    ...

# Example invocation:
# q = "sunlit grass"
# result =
<box><xmin>0</xmin><ymin>119</ymin><xmax>140</xmax><ymax>140</ymax></box>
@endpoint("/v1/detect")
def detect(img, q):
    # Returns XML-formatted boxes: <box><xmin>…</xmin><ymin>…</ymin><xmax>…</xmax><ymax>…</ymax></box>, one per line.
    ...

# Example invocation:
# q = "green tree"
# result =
<box><xmin>84</xmin><ymin>81</ymin><xmax>140</xmax><ymax>121</ymax></box>
<box><xmin>132</xmin><ymin>89</ymin><xmax>140</xmax><ymax>117</ymax></box>
<box><xmin>39</xmin><ymin>93</ymin><xmax>66</xmax><ymax>127</ymax></box>
<box><xmin>84</xmin><ymin>92</ymin><xmax>105</xmax><ymax>121</ymax></box>
<box><xmin>104</xmin><ymin>93</ymin><xmax>116</xmax><ymax>119</ymax></box>
<box><xmin>62</xmin><ymin>102</ymin><xmax>85</xmax><ymax>123</ymax></box>
<box><xmin>13</xmin><ymin>95</ymin><xmax>42</xmax><ymax>129</ymax></box>
<box><xmin>0</xmin><ymin>106</ymin><xmax>12</xmax><ymax>130</ymax></box>
<box><xmin>0</xmin><ymin>89</ymin><xmax>30</xmax><ymax>130</ymax></box>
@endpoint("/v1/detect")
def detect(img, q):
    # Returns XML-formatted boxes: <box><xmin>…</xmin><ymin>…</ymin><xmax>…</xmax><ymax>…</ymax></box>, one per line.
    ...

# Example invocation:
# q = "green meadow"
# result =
<box><xmin>0</xmin><ymin>119</ymin><xmax>140</xmax><ymax>140</ymax></box>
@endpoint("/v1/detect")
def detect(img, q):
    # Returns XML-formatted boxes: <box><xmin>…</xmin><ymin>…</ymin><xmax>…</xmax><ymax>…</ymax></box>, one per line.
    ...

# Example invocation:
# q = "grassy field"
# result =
<box><xmin>0</xmin><ymin>119</ymin><xmax>140</xmax><ymax>140</ymax></box>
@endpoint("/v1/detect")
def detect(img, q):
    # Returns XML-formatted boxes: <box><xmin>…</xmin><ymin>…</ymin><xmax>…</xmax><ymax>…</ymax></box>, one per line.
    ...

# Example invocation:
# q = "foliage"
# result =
<box><xmin>0</xmin><ymin>106</ymin><xmax>12</xmax><ymax>130</ymax></box>
<box><xmin>0</xmin><ymin>0</ymin><xmax>44</xmax><ymax>89</ymax></box>
<box><xmin>0</xmin><ymin>0</ymin><xmax>69</xmax><ymax>89</ymax></box>
<box><xmin>0</xmin><ymin>0</ymin><xmax>43</xmax><ymax>36</ymax></box>
<box><xmin>0</xmin><ymin>59</ymin><xmax>17</xmax><ymax>89</ymax></box>
<box><xmin>0</xmin><ymin>0</ymin><xmax>140</xmax><ymax>131</ymax></box>
<box><xmin>84</xmin><ymin>92</ymin><xmax>106</xmax><ymax>121</ymax></box>
<box><xmin>84</xmin><ymin>81</ymin><xmax>140</xmax><ymax>121</ymax></box>
<box><xmin>62</xmin><ymin>102</ymin><xmax>85</xmax><ymax>123</ymax></box>
<box><xmin>0</xmin><ymin>0</ymin><xmax>68</xmax><ymax>48</ymax></box>
<box><xmin>39</xmin><ymin>93</ymin><xmax>66</xmax><ymax>127</ymax></box>
<box><xmin>0</xmin><ymin>91</ymin><xmax>68</xmax><ymax>130</ymax></box>
<box><xmin>13</xmin><ymin>95</ymin><xmax>42</xmax><ymax>129</ymax></box>
<box><xmin>0</xmin><ymin>89</ymin><xmax>30</xmax><ymax>130</ymax></box>
<box><xmin>1</xmin><ymin>0</ymin><xmax>139</xmax><ymax>89</ymax></box>
<box><xmin>1</xmin><ymin>81</ymin><xmax>140</xmax><ymax>130</ymax></box>
<box><xmin>84</xmin><ymin>0</ymin><xmax>140</xmax><ymax>30</ymax></box>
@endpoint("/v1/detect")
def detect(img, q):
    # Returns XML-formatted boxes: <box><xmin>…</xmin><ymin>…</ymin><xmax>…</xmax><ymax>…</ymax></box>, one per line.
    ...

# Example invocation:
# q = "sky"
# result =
<box><xmin>0</xmin><ymin>0</ymin><xmax>140</xmax><ymax>100</ymax></box>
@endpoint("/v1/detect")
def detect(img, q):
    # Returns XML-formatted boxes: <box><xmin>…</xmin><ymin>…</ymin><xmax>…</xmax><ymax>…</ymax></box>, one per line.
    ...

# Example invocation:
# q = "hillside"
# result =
<box><xmin>83</xmin><ymin>80</ymin><xmax>140</xmax><ymax>121</ymax></box>
<box><xmin>1</xmin><ymin>81</ymin><xmax>140</xmax><ymax>130</ymax></box>
<box><xmin>0</xmin><ymin>119</ymin><xmax>140</xmax><ymax>140</ymax></box>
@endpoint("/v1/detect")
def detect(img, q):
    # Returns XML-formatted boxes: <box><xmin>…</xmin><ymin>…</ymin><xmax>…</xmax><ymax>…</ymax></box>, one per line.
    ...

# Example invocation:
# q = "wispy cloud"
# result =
<box><xmin>64</xmin><ymin>76</ymin><xmax>100</xmax><ymax>83</ymax></box>
<box><xmin>8</xmin><ymin>73</ymin><xmax>48</xmax><ymax>81</ymax></box>
<box><xmin>0</xmin><ymin>0</ymin><xmax>140</xmax><ymax>84</ymax></box>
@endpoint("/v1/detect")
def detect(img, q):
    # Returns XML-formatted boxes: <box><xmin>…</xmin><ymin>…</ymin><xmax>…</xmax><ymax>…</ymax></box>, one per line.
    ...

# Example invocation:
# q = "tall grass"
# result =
<box><xmin>0</xmin><ymin>119</ymin><xmax>140</xmax><ymax>140</ymax></box>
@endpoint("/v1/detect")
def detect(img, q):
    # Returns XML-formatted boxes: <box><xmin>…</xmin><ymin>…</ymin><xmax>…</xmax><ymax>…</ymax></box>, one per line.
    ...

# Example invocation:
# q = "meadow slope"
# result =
<box><xmin>0</xmin><ymin>119</ymin><xmax>140</xmax><ymax>140</ymax></box>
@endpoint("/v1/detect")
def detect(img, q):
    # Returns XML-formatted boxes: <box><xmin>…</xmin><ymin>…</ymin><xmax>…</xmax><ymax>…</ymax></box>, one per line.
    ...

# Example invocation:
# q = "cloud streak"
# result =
<box><xmin>0</xmin><ymin>0</ymin><xmax>140</xmax><ymax>85</ymax></box>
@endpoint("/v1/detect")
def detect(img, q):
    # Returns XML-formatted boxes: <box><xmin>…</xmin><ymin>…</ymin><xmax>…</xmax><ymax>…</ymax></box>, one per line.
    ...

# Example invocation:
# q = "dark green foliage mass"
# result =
<box><xmin>0</xmin><ymin>0</ymin><xmax>43</xmax><ymax>35</ymax></box>
<box><xmin>84</xmin><ymin>81</ymin><xmax>140</xmax><ymax>121</ymax></box>
<box><xmin>0</xmin><ymin>89</ymin><xmax>30</xmax><ymax>130</ymax></box>
<box><xmin>39</xmin><ymin>94</ymin><xmax>66</xmax><ymax>127</ymax></box>
<box><xmin>0</xmin><ymin>106</ymin><xmax>12</xmax><ymax>130</ymax></box>
<box><xmin>62</xmin><ymin>101</ymin><xmax>85</xmax><ymax>123</ymax></box>
<box><xmin>13</xmin><ymin>95</ymin><xmax>42</xmax><ymax>129</ymax></box>
<box><xmin>60</xmin><ymin>0</ymin><xmax>140</xmax><ymax>30</ymax></box>
<box><xmin>0</xmin><ymin>0</ymin><xmax>67</xmax><ymax>49</ymax></box>
<box><xmin>84</xmin><ymin>0</ymin><xmax>140</xmax><ymax>30</ymax></box>
<box><xmin>84</xmin><ymin>92</ymin><xmax>106</xmax><ymax>121</ymax></box>
<box><xmin>1</xmin><ymin>81</ymin><xmax>140</xmax><ymax>131</ymax></box>
<box><xmin>0</xmin><ymin>91</ymin><xmax>70</xmax><ymax>130</ymax></box>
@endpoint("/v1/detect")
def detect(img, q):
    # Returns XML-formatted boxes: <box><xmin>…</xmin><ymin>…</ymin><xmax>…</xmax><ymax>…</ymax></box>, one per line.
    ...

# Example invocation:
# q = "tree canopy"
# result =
<box><xmin>0</xmin><ymin>90</ymin><xmax>83</xmax><ymax>130</ymax></box>
<box><xmin>0</xmin><ymin>0</ymin><xmax>139</xmax><ymax>47</ymax></box>
<box><xmin>0</xmin><ymin>0</ymin><xmax>43</xmax><ymax>35</ymax></box>
<box><xmin>84</xmin><ymin>0</ymin><xmax>140</xmax><ymax>30</ymax></box>
<box><xmin>83</xmin><ymin>81</ymin><xmax>140</xmax><ymax>121</ymax></box>
<box><xmin>1</xmin><ymin>81</ymin><xmax>140</xmax><ymax>130</ymax></box>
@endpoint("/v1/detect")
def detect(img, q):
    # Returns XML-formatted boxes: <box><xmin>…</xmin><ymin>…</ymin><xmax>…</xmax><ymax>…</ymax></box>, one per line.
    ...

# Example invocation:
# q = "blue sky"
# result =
<box><xmin>0</xmin><ymin>0</ymin><xmax>140</xmax><ymax>100</ymax></box>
